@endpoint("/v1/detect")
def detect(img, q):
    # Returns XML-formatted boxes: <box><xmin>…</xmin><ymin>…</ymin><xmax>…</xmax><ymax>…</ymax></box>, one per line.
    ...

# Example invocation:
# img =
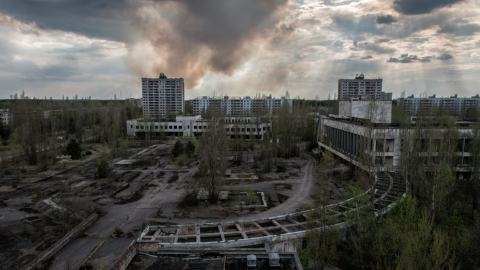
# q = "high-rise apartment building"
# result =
<box><xmin>398</xmin><ymin>94</ymin><xmax>480</xmax><ymax>116</ymax></box>
<box><xmin>187</xmin><ymin>96</ymin><xmax>292</xmax><ymax>116</ymax></box>
<box><xmin>338</xmin><ymin>74</ymin><xmax>390</xmax><ymax>100</ymax></box>
<box><xmin>142</xmin><ymin>73</ymin><xmax>184</xmax><ymax>119</ymax></box>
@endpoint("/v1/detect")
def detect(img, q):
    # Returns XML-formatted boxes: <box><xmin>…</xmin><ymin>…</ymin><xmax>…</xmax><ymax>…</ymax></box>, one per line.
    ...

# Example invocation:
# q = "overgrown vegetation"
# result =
<box><xmin>96</xmin><ymin>159</ymin><xmax>111</xmax><ymax>179</ymax></box>
<box><xmin>65</xmin><ymin>139</ymin><xmax>82</xmax><ymax>160</ymax></box>
<box><xmin>0</xmin><ymin>96</ymin><xmax>140</xmax><ymax>168</ymax></box>
<box><xmin>304</xmin><ymin>107</ymin><xmax>480</xmax><ymax>270</ymax></box>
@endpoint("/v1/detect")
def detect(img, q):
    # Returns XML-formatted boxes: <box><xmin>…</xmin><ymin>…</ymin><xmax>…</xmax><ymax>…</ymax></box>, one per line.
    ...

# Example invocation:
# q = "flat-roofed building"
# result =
<box><xmin>338</xmin><ymin>74</ymin><xmax>391</xmax><ymax>101</ymax></box>
<box><xmin>142</xmin><ymin>73</ymin><xmax>184</xmax><ymax>119</ymax></box>
<box><xmin>127</xmin><ymin>115</ymin><xmax>271</xmax><ymax>140</ymax></box>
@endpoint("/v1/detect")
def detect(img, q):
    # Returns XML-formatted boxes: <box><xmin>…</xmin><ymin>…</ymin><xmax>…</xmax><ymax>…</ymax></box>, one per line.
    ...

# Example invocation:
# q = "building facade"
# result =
<box><xmin>398</xmin><ymin>94</ymin><xmax>480</xmax><ymax>116</ymax></box>
<box><xmin>142</xmin><ymin>73</ymin><xmax>184</xmax><ymax>119</ymax></box>
<box><xmin>0</xmin><ymin>109</ymin><xmax>9</xmax><ymax>125</ymax></box>
<box><xmin>127</xmin><ymin>115</ymin><xmax>272</xmax><ymax>140</ymax></box>
<box><xmin>338</xmin><ymin>74</ymin><xmax>390</xmax><ymax>101</ymax></box>
<box><xmin>187</xmin><ymin>96</ymin><xmax>292</xmax><ymax>116</ymax></box>
<box><xmin>318</xmin><ymin>115</ymin><xmax>476</xmax><ymax>170</ymax></box>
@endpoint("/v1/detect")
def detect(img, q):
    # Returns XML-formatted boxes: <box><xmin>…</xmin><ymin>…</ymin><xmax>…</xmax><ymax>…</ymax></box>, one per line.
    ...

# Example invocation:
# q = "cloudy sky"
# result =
<box><xmin>0</xmin><ymin>0</ymin><xmax>479</xmax><ymax>100</ymax></box>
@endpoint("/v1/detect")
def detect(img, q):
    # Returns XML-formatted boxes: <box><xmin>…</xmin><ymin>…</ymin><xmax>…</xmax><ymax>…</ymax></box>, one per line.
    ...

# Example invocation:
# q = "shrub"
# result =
<box><xmin>179</xmin><ymin>190</ymin><xmax>199</xmax><ymax>208</ymax></box>
<box><xmin>66</xmin><ymin>139</ymin><xmax>82</xmax><ymax>160</ymax></box>
<box><xmin>185</xmin><ymin>140</ymin><xmax>195</xmax><ymax>157</ymax></box>
<box><xmin>1</xmin><ymin>141</ymin><xmax>7</xmax><ymax>146</ymax></box>
<box><xmin>4</xmin><ymin>169</ymin><xmax>12</xmax><ymax>175</ymax></box>
<box><xmin>176</xmin><ymin>155</ymin><xmax>187</xmax><ymax>167</ymax></box>
<box><xmin>276</xmin><ymin>159</ymin><xmax>287</xmax><ymax>173</ymax></box>
<box><xmin>172</xmin><ymin>140</ymin><xmax>184</xmax><ymax>158</ymax></box>
<box><xmin>96</xmin><ymin>160</ymin><xmax>112</xmax><ymax>179</ymax></box>
<box><xmin>85</xmin><ymin>150</ymin><xmax>92</xmax><ymax>156</ymax></box>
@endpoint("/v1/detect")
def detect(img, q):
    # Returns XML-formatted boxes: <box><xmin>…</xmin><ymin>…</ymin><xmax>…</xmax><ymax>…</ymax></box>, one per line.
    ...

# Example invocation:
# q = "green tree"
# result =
<box><xmin>276</xmin><ymin>159</ymin><xmax>286</xmax><ymax>173</ymax></box>
<box><xmin>96</xmin><ymin>159</ymin><xmax>111</xmax><ymax>179</ymax></box>
<box><xmin>172</xmin><ymin>140</ymin><xmax>184</xmax><ymax>158</ymax></box>
<box><xmin>66</xmin><ymin>139</ymin><xmax>82</xmax><ymax>160</ymax></box>
<box><xmin>185</xmin><ymin>140</ymin><xmax>195</xmax><ymax>157</ymax></box>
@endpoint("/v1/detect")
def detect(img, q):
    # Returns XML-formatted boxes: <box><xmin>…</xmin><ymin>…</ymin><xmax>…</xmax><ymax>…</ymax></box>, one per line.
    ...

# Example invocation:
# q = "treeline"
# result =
<box><xmin>0</xmin><ymin>98</ymin><xmax>141</xmax><ymax>168</ymax></box>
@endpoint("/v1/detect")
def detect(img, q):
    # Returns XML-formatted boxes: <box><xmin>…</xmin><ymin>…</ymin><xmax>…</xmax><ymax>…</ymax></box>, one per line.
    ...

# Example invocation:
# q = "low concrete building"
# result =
<box><xmin>318</xmin><ymin>115</ymin><xmax>477</xmax><ymax>170</ymax></box>
<box><xmin>127</xmin><ymin>115</ymin><xmax>272</xmax><ymax>140</ymax></box>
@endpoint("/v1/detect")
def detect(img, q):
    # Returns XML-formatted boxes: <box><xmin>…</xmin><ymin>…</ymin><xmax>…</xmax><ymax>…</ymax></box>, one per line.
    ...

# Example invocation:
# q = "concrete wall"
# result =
<box><xmin>111</xmin><ymin>241</ymin><xmax>137</xmax><ymax>270</ymax></box>
<box><xmin>23</xmin><ymin>214</ymin><xmax>98</xmax><ymax>270</ymax></box>
<box><xmin>339</xmin><ymin>100</ymin><xmax>392</xmax><ymax>123</ymax></box>
<box><xmin>338</xmin><ymin>101</ymin><xmax>352</xmax><ymax>118</ymax></box>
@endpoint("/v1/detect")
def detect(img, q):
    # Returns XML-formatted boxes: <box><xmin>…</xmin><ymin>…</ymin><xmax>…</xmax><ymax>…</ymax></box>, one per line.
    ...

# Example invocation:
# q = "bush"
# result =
<box><xmin>276</xmin><ymin>159</ymin><xmax>286</xmax><ymax>173</ymax></box>
<box><xmin>66</xmin><ymin>139</ymin><xmax>82</xmax><ymax>160</ymax></box>
<box><xmin>1</xmin><ymin>141</ymin><xmax>7</xmax><ymax>146</ymax></box>
<box><xmin>172</xmin><ymin>140</ymin><xmax>184</xmax><ymax>158</ymax></box>
<box><xmin>185</xmin><ymin>140</ymin><xmax>195</xmax><ymax>157</ymax></box>
<box><xmin>85</xmin><ymin>150</ymin><xmax>92</xmax><ymax>156</ymax></box>
<box><xmin>4</xmin><ymin>169</ymin><xmax>12</xmax><ymax>175</ymax></box>
<box><xmin>179</xmin><ymin>190</ymin><xmax>199</xmax><ymax>208</ymax></box>
<box><xmin>176</xmin><ymin>155</ymin><xmax>187</xmax><ymax>167</ymax></box>
<box><xmin>96</xmin><ymin>160</ymin><xmax>112</xmax><ymax>179</ymax></box>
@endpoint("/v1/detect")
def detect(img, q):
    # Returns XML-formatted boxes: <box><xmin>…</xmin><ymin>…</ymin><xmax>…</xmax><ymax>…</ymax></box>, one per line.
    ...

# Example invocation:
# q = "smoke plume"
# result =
<box><xmin>128</xmin><ymin>0</ymin><xmax>290</xmax><ymax>88</ymax></box>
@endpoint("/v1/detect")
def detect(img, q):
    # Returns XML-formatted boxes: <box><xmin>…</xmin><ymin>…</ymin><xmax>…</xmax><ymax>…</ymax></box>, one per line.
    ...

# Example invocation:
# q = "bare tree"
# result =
<box><xmin>199</xmin><ymin>115</ymin><xmax>228</xmax><ymax>203</ymax></box>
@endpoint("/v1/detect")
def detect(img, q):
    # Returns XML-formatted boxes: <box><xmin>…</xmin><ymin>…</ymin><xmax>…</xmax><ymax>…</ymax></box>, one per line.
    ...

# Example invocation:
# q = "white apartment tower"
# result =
<box><xmin>142</xmin><ymin>73</ymin><xmax>184</xmax><ymax>119</ymax></box>
<box><xmin>338</xmin><ymin>74</ymin><xmax>390</xmax><ymax>100</ymax></box>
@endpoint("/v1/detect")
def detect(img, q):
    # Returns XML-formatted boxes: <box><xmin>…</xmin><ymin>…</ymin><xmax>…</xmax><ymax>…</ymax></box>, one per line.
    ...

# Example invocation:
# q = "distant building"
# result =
<box><xmin>142</xmin><ymin>73</ymin><xmax>184</xmax><ymax>119</ymax></box>
<box><xmin>187</xmin><ymin>96</ymin><xmax>292</xmax><ymax>116</ymax></box>
<box><xmin>127</xmin><ymin>115</ymin><xmax>272</xmax><ymax>139</ymax></box>
<box><xmin>126</xmin><ymin>98</ymin><xmax>142</xmax><ymax>107</ymax></box>
<box><xmin>398</xmin><ymin>94</ymin><xmax>480</xmax><ymax>116</ymax></box>
<box><xmin>0</xmin><ymin>109</ymin><xmax>9</xmax><ymax>125</ymax></box>
<box><xmin>338</xmin><ymin>74</ymin><xmax>391</xmax><ymax>101</ymax></box>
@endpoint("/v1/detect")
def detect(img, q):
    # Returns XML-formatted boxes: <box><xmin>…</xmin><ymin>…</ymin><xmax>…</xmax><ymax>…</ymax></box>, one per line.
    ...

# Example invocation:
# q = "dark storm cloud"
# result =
<box><xmin>410</xmin><ymin>37</ymin><xmax>430</xmax><ymax>43</ymax></box>
<box><xmin>376</xmin><ymin>39</ymin><xmax>391</xmax><ymax>43</ymax></box>
<box><xmin>387</xmin><ymin>53</ymin><xmax>453</xmax><ymax>63</ymax></box>
<box><xmin>376</xmin><ymin>15</ymin><xmax>397</xmax><ymax>25</ymax></box>
<box><xmin>394</xmin><ymin>0</ymin><xmax>463</xmax><ymax>15</ymax></box>
<box><xmin>327</xmin><ymin>11</ymin><xmax>451</xmax><ymax>40</ymax></box>
<box><xmin>0</xmin><ymin>1</ymin><xmax>136</xmax><ymax>42</ymax></box>
<box><xmin>437</xmin><ymin>23</ymin><xmax>480</xmax><ymax>36</ymax></box>
<box><xmin>387</xmin><ymin>54</ymin><xmax>432</xmax><ymax>63</ymax></box>
<box><xmin>437</xmin><ymin>53</ymin><xmax>454</xmax><ymax>60</ymax></box>
<box><xmin>352</xmin><ymin>42</ymin><xmax>395</xmax><ymax>54</ymax></box>
<box><xmin>0</xmin><ymin>0</ymin><xmax>290</xmax><ymax>89</ymax></box>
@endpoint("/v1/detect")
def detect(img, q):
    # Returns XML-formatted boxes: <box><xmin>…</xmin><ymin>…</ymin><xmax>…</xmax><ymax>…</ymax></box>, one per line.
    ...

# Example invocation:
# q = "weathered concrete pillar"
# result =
<box><xmin>218</xmin><ymin>225</ymin><xmax>226</xmax><ymax>242</ymax></box>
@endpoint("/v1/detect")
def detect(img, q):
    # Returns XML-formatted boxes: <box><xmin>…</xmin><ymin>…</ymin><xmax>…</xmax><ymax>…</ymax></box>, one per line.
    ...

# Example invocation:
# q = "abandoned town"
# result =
<box><xmin>1</xmin><ymin>71</ymin><xmax>480</xmax><ymax>269</ymax></box>
<box><xmin>1</xmin><ymin>0</ymin><xmax>480</xmax><ymax>269</ymax></box>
